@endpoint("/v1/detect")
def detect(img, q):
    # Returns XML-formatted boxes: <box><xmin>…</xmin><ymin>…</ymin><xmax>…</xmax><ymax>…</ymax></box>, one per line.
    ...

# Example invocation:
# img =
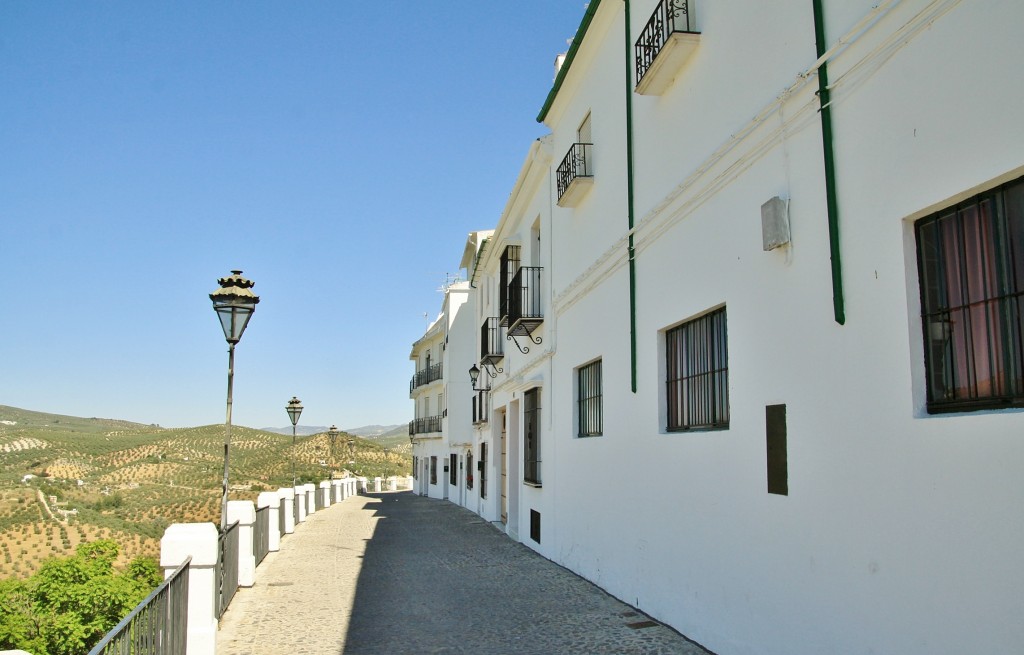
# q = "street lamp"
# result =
<box><xmin>347</xmin><ymin>438</ymin><xmax>355</xmax><ymax>465</ymax></box>
<box><xmin>286</xmin><ymin>397</ymin><xmax>303</xmax><ymax>487</ymax></box>
<box><xmin>210</xmin><ymin>270</ymin><xmax>260</xmax><ymax>532</ymax></box>
<box><xmin>469</xmin><ymin>364</ymin><xmax>484</xmax><ymax>390</ymax></box>
<box><xmin>327</xmin><ymin>425</ymin><xmax>339</xmax><ymax>470</ymax></box>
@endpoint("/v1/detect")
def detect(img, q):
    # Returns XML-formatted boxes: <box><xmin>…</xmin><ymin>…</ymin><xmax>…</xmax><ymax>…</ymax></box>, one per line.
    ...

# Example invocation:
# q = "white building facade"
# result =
<box><xmin>409</xmin><ymin>1</ymin><xmax>1024</xmax><ymax>653</ymax></box>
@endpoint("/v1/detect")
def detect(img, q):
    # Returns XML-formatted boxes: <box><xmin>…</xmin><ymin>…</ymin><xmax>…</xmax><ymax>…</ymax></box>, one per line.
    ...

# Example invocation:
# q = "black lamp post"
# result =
<box><xmin>347</xmin><ymin>438</ymin><xmax>355</xmax><ymax>465</ymax></box>
<box><xmin>286</xmin><ymin>397</ymin><xmax>303</xmax><ymax>487</ymax></box>
<box><xmin>210</xmin><ymin>270</ymin><xmax>259</xmax><ymax>532</ymax></box>
<box><xmin>469</xmin><ymin>364</ymin><xmax>484</xmax><ymax>391</ymax></box>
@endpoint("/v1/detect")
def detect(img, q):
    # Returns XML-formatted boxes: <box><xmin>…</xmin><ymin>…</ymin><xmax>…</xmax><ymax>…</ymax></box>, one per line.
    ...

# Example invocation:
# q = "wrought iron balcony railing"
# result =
<box><xmin>635</xmin><ymin>0</ymin><xmax>699</xmax><ymax>93</ymax></box>
<box><xmin>506</xmin><ymin>267</ymin><xmax>544</xmax><ymax>353</ymax></box>
<box><xmin>556</xmin><ymin>143</ymin><xmax>594</xmax><ymax>204</ymax></box>
<box><xmin>408</xmin><ymin>415</ymin><xmax>443</xmax><ymax>436</ymax></box>
<box><xmin>481</xmin><ymin>317</ymin><xmax>505</xmax><ymax>364</ymax></box>
<box><xmin>409</xmin><ymin>362</ymin><xmax>443</xmax><ymax>393</ymax></box>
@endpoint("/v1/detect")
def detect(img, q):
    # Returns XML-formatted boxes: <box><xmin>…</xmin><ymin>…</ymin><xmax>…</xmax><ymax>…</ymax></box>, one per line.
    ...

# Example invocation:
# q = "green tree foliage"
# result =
<box><xmin>0</xmin><ymin>539</ymin><xmax>161</xmax><ymax>655</ymax></box>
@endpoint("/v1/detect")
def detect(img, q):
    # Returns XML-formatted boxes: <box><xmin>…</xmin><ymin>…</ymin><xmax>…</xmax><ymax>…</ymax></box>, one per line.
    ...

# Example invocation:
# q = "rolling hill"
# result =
<box><xmin>0</xmin><ymin>405</ymin><xmax>411</xmax><ymax>580</ymax></box>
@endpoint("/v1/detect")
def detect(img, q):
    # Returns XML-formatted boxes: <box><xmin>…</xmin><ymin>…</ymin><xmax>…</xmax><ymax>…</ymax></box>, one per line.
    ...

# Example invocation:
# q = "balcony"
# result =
<box><xmin>556</xmin><ymin>143</ymin><xmax>593</xmax><ymax>207</ymax></box>
<box><xmin>635</xmin><ymin>0</ymin><xmax>700</xmax><ymax>96</ymax></box>
<box><xmin>472</xmin><ymin>390</ymin><xmax>489</xmax><ymax>425</ymax></box>
<box><xmin>408</xmin><ymin>415</ymin><xmax>443</xmax><ymax>436</ymax></box>
<box><xmin>481</xmin><ymin>317</ymin><xmax>505</xmax><ymax>365</ymax></box>
<box><xmin>409</xmin><ymin>362</ymin><xmax>443</xmax><ymax>394</ymax></box>
<box><xmin>507</xmin><ymin>267</ymin><xmax>543</xmax><ymax>341</ymax></box>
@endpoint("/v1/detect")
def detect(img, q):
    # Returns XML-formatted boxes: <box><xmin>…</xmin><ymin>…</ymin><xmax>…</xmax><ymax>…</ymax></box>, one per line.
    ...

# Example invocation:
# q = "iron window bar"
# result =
<box><xmin>577</xmin><ymin>360</ymin><xmax>603</xmax><ymax>437</ymax></box>
<box><xmin>915</xmin><ymin>177</ymin><xmax>1024</xmax><ymax>412</ymax></box>
<box><xmin>666</xmin><ymin>307</ymin><xmax>729</xmax><ymax>431</ymax></box>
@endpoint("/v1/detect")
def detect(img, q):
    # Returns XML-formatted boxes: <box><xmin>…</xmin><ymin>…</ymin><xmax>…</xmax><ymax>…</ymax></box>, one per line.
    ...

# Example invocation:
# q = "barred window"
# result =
<box><xmin>430</xmin><ymin>456</ymin><xmax>437</xmax><ymax>485</ymax></box>
<box><xmin>524</xmin><ymin>388</ymin><xmax>541</xmax><ymax>484</ymax></box>
<box><xmin>577</xmin><ymin>359</ymin><xmax>603</xmax><ymax>437</ymax></box>
<box><xmin>479</xmin><ymin>442</ymin><xmax>487</xmax><ymax>499</ymax></box>
<box><xmin>666</xmin><ymin>307</ymin><xmax>729</xmax><ymax>431</ymax></box>
<box><xmin>915</xmin><ymin>177</ymin><xmax>1024</xmax><ymax>412</ymax></box>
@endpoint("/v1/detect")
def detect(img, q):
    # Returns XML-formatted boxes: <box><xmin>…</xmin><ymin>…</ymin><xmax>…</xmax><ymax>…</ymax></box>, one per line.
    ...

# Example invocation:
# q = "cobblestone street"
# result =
<box><xmin>216</xmin><ymin>491</ymin><xmax>712</xmax><ymax>655</ymax></box>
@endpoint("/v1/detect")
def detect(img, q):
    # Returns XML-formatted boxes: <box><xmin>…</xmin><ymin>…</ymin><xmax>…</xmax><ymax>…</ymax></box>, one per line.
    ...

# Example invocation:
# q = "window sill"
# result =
<box><xmin>523</xmin><ymin>481</ymin><xmax>543</xmax><ymax>489</ymax></box>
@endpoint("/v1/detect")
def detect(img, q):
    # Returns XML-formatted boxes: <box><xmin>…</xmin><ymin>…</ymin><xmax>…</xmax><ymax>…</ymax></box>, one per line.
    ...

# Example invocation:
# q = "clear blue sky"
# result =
<box><xmin>0</xmin><ymin>2</ymin><xmax>587</xmax><ymax>430</ymax></box>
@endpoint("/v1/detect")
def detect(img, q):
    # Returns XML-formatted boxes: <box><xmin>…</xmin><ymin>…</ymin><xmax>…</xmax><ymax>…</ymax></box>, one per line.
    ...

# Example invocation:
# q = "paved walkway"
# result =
<box><xmin>217</xmin><ymin>492</ymin><xmax>712</xmax><ymax>655</ymax></box>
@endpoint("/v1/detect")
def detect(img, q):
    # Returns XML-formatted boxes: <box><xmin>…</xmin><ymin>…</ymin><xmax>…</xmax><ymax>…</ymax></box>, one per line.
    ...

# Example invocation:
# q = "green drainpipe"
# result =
<box><xmin>624</xmin><ymin>0</ymin><xmax>638</xmax><ymax>392</ymax></box>
<box><xmin>812</xmin><ymin>0</ymin><xmax>846</xmax><ymax>325</ymax></box>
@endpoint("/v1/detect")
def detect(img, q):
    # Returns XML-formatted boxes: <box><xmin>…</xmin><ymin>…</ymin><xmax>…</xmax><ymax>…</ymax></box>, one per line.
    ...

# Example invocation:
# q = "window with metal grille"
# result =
<box><xmin>479</xmin><ymin>442</ymin><xmax>487</xmax><ymax>498</ymax></box>
<box><xmin>430</xmin><ymin>456</ymin><xmax>437</xmax><ymax>485</ymax></box>
<box><xmin>449</xmin><ymin>453</ymin><xmax>457</xmax><ymax>486</ymax></box>
<box><xmin>915</xmin><ymin>176</ymin><xmax>1024</xmax><ymax>412</ymax></box>
<box><xmin>577</xmin><ymin>359</ymin><xmax>603</xmax><ymax>437</ymax></box>
<box><xmin>466</xmin><ymin>451</ymin><xmax>473</xmax><ymax>490</ymax></box>
<box><xmin>524</xmin><ymin>388</ymin><xmax>541</xmax><ymax>484</ymax></box>
<box><xmin>666</xmin><ymin>307</ymin><xmax>729</xmax><ymax>431</ymax></box>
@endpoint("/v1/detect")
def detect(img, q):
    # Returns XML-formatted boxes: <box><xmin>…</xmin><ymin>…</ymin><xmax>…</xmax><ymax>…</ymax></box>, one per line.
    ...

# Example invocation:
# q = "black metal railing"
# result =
<box><xmin>254</xmin><ymin>506</ymin><xmax>270</xmax><ymax>567</ymax></box>
<box><xmin>278</xmin><ymin>497</ymin><xmax>286</xmax><ymax>535</ymax></box>
<box><xmin>408</xmin><ymin>415</ymin><xmax>443</xmax><ymax>436</ymax></box>
<box><xmin>472</xmin><ymin>390</ymin><xmax>489</xmax><ymax>424</ymax></box>
<box><xmin>508</xmin><ymin>267</ymin><xmax>543</xmax><ymax>329</ymax></box>
<box><xmin>88</xmin><ymin>557</ymin><xmax>190</xmax><ymax>655</ymax></box>
<box><xmin>409</xmin><ymin>362</ymin><xmax>443</xmax><ymax>393</ymax></box>
<box><xmin>293</xmin><ymin>493</ymin><xmax>300</xmax><ymax>522</ymax></box>
<box><xmin>216</xmin><ymin>521</ymin><xmax>239</xmax><ymax>619</ymax></box>
<box><xmin>481</xmin><ymin>317</ymin><xmax>504</xmax><ymax>363</ymax></box>
<box><xmin>635</xmin><ymin>0</ymin><xmax>696</xmax><ymax>85</ymax></box>
<box><xmin>556</xmin><ymin>143</ymin><xmax>593</xmax><ymax>202</ymax></box>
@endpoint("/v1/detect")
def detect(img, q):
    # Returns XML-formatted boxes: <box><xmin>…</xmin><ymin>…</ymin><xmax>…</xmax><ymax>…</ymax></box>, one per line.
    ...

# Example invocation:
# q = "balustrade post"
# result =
<box><xmin>388</xmin><ymin>477</ymin><xmax>397</xmax><ymax>492</ymax></box>
<box><xmin>294</xmin><ymin>484</ymin><xmax>307</xmax><ymax>522</ymax></box>
<box><xmin>257</xmin><ymin>492</ymin><xmax>281</xmax><ymax>553</ymax></box>
<box><xmin>304</xmin><ymin>483</ymin><xmax>316</xmax><ymax>514</ymax></box>
<box><xmin>373</xmin><ymin>477</ymin><xmax>382</xmax><ymax>493</ymax></box>
<box><xmin>278</xmin><ymin>487</ymin><xmax>296</xmax><ymax>534</ymax></box>
<box><xmin>227</xmin><ymin>501</ymin><xmax>256</xmax><ymax>588</ymax></box>
<box><xmin>161</xmin><ymin>523</ymin><xmax>218</xmax><ymax>655</ymax></box>
<box><xmin>319</xmin><ymin>481</ymin><xmax>332</xmax><ymax>507</ymax></box>
<box><xmin>332</xmin><ymin>479</ymin><xmax>342</xmax><ymax>502</ymax></box>
<box><xmin>359</xmin><ymin>477</ymin><xmax>368</xmax><ymax>494</ymax></box>
<box><xmin>406</xmin><ymin>475</ymin><xmax>414</xmax><ymax>490</ymax></box>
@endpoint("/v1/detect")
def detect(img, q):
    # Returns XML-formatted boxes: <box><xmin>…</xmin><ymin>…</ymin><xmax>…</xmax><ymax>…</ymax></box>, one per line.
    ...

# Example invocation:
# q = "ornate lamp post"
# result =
<box><xmin>210</xmin><ymin>270</ymin><xmax>260</xmax><ymax>532</ymax></box>
<box><xmin>469</xmin><ymin>364</ymin><xmax>483</xmax><ymax>390</ymax></box>
<box><xmin>347</xmin><ymin>438</ymin><xmax>355</xmax><ymax>465</ymax></box>
<box><xmin>327</xmin><ymin>425</ymin><xmax>339</xmax><ymax>470</ymax></box>
<box><xmin>286</xmin><ymin>397</ymin><xmax>303</xmax><ymax>486</ymax></box>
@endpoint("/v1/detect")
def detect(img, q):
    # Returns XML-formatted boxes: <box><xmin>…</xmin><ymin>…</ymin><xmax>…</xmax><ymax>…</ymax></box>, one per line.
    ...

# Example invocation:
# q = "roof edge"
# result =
<box><xmin>536</xmin><ymin>0</ymin><xmax>603</xmax><ymax>124</ymax></box>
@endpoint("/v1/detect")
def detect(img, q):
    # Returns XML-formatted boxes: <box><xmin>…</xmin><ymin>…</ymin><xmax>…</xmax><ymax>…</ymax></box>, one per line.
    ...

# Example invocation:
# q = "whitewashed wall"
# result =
<box><xmin>531</xmin><ymin>1</ymin><xmax>1024</xmax><ymax>654</ymax></box>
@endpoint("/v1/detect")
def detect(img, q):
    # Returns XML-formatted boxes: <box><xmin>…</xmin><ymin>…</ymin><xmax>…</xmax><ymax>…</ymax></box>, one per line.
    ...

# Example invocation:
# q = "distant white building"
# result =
<box><xmin>409</xmin><ymin>270</ymin><xmax>481</xmax><ymax>506</ymax></box>
<box><xmin>409</xmin><ymin>1</ymin><xmax>1024</xmax><ymax>654</ymax></box>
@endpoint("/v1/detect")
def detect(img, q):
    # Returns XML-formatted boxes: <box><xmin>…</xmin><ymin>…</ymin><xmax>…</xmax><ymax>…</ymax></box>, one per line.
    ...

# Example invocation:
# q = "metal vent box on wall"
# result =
<box><xmin>761</xmin><ymin>196</ymin><xmax>790</xmax><ymax>251</ymax></box>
